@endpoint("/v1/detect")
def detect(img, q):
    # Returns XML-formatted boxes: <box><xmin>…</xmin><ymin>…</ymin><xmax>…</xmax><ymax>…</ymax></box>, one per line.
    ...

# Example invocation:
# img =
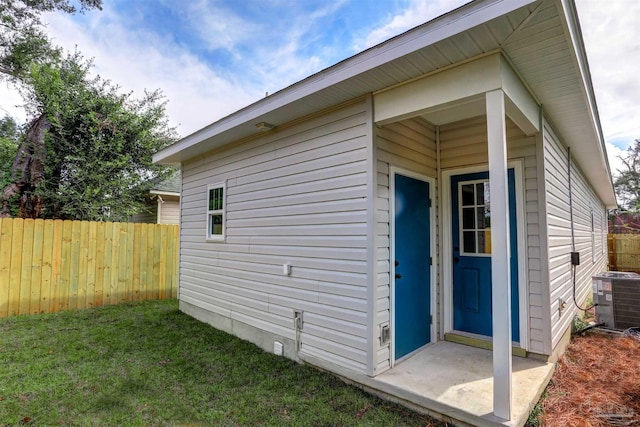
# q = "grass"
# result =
<box><xmin>0</xmin><ymin>300</ymin><xmax>446</xmax><ymax>427</ymax></box>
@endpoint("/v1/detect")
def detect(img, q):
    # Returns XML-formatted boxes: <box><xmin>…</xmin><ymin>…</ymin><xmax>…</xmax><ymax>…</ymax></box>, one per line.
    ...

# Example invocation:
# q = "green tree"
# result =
<box><xmin>1</xmin><ymin>0</ymin><xmax>101</xmax><ymax>81</ymax></box>
<box><xmin>2</xmin><ymin>52</ymin><xmax>176</xmax><ymax>220</ymax></box>
<box><xmin>0</xmin><ymin>115</ymin><xmax>19</xmax><ymax>184</ymax></box>
<box><xmin>614</xmin><ymin>138</ymin><xmax>640</xmax><ymax>211</ymax></box>
<box><xmin>1</xmin><ymin>0</ymin><xmax>177</xmax><ymax>220</ymax></box>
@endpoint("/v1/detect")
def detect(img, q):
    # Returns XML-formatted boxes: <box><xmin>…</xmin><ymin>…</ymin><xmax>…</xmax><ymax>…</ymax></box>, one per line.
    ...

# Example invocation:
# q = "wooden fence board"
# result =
<box><xmin>78</xmin><ymin>220</ymin><xmax>89</xmax><ymax>310</ymax></box>
<box><xmin>608</xmin><ymin>234</ymin><xmax>640</xmax><ymax>273</ymax></box>
<box><xmin>94</xmin><ymin>221</ymin><xmax>105</xmax><ymax>307</ymax></box>
<box><xmin>0</xmin><ymin>219</ymin><xmax>12</xmax><ymax>317</ymax></box>
<box><xmin>19</xmin><ymin>219</ymin><xmax>34</xmax><ymax>315</ymax></box>
<box><xmin>31</xmin><ymin>219</ymin><xmax>44</xmax><ymax>314</ymax></box>
<box><xmin>41</xmin><ymin>219</ymin><xmax>54</xmax><ymax>314</ymax></box>
<box><xmin>51</xmin><ymin>220</ymin><xmax>63</xmax><ymax>312</ymax></box>
<box><xmin>86</xmin><ymin>221</ymin><xmax>97</xmax><ymax>308</ymax></box>
<box><xmin>0</xmin><ymin>218</ymin><xmax>179</xmax><ymax>318</ymax></box>
<box><xmin>9</xmin><ymin>219</ymin><xmax>23</xmax><ymax>316</ymax></box>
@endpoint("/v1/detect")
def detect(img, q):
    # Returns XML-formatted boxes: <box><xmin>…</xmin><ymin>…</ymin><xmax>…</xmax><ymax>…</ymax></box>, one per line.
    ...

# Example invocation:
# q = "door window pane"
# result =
<box><xmin>476</xmin><ymin>182</ymin><xmax>489</xmax><ymax>205</ymax></box>
<box><xmin>463</xmin><ymin>231</ymin><xmax>476</xmax><ymax>253</ymax></box>
<box><xmin>477</xmin><ymin>231</ymin><xmax>491</xmax><ymax>254</ymax></box>
<box><xmin>461</xmin><ymin>184</ymin><xmax>474</xmax><ymax>206</ymax></box>
<box><xmin>459</xmin><ymin>179</ymin><xmax>491</xmax><ymax>255</ymax></box>
<box><xmin>463</xmin><ymin>207</ymin><xmax>475</xmax><ymax>229</ymax></box>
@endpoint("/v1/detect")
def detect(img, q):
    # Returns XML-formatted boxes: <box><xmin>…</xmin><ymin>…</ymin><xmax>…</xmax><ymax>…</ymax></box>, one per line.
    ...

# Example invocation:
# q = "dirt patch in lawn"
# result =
<box><xmin>540</xmin><ymin>330</ymin><xmax>640</xmax><ymax>426</ymax></box>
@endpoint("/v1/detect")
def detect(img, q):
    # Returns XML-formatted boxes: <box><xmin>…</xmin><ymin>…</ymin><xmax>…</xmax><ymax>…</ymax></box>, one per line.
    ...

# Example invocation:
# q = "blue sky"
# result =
<box><xmin>1</xmin><ymin>0</ymin><xmax>638</xmax><ymax>174</ymax></box>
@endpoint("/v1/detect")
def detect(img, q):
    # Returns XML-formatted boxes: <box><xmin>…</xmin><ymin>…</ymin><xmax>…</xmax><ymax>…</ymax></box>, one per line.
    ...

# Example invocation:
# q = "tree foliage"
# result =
<box><xmin>0</xmin><ymin>0</ymin><xmax>100</xmax><ymax>81</ymax></box>
<box><xmin>1</xmin><ymin>0</ymin><xmax>178</xmax><ymax>220</ymax></box>
<box><xmin>614</xmin><ymin>138</ymin><xmax>640</xmax><ymax>211</ymax></box>
<box><xmin>0</xmin><ymin>115</ymin><xmax>19</xmax><ymax>184</ymax></box>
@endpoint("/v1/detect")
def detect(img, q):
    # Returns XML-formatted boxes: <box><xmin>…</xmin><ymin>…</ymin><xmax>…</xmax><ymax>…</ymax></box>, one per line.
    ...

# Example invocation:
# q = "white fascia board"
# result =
<box><xmin>153</xmin><ymin>0</ymin><xmax>537</xmax><ymax>165</ymax></box>
<box><xmin>558</xmin><ymin>0</ymin><xmax>616</xmax><ymax>207</ymax></box>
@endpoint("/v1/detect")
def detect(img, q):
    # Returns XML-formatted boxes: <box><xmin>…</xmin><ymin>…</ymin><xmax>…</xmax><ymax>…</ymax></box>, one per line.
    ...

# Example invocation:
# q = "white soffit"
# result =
<box><xmin>502</xmin><ymin>0</ymin><xmax>615</xmax><ymax>206</ymax></box>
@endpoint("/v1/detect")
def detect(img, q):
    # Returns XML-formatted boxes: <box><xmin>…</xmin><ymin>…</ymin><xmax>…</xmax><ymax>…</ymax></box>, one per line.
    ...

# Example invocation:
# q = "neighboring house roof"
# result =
<box><xmin>153</xmin><ymin>0</ymin><xmax>616</xmax><ymax>207</ymax></box>
<box><xmin>150</xmin><ymin>170</ymin><xmax>181</xmax><ymax>196</ymax></box>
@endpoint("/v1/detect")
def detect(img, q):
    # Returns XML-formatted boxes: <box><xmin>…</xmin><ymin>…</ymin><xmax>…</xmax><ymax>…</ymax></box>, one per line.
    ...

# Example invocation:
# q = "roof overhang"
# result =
<box><xmin>373</xmin><ymin>52</ymin><xmax>540</xmax><ymax>136</ymax></box>
<box><xmin>153</xmin><ymin>0</ymin><xmax>616</xmax><ymax>207</ymax></box>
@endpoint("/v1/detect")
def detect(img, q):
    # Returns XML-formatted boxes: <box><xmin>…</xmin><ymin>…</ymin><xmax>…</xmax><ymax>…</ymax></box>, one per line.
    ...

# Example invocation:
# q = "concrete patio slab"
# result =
<box><xmin>371</xmin><ymin>342</ymin><xmax>554</xmax><ymax>427</ymax></box>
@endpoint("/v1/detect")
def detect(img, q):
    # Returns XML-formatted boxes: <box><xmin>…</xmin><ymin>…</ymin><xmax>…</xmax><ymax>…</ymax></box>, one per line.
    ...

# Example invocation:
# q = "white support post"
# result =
<box><xmin>486</xmin><ymin>89</ymin><xmax>512</xmax><ymax>420</ymax></box>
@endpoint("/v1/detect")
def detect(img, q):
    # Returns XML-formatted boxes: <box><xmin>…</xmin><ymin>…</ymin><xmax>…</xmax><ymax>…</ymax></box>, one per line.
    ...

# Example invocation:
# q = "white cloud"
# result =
<box><xmin>186</xmin><ymin>1</ymin><xmax>258</xmax><ymax>53</ymax></box>
<box><xmin>0</xmin><ymin>82</ymin><xmax>27</xmax><ymax>124</ymax></box>
<box><xmin>354</xmin><ymin>0</ymin><xmax>468</xmax><ymax>51</ymax></box>
<box><xmin>606</xmin><ymin>142</ymin><xmax>626</xmax><ymax>178</ymax></box>
<box><xmin>576</xmin><ymin>0</ymin><xmax>640</xmax><ymax>149</ymax></box>
<box><xmin>43</xmin><ymin>10</ymin><xmax>261</xmax><ymax>136</ymax></box>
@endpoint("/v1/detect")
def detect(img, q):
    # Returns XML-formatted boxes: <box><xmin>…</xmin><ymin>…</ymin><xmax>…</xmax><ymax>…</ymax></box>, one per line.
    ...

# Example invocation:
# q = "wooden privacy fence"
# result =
<box><xmin>608</xmin><ymin>233</ymin><xmax>640</xmax><ymax>273</ymax></box>
<box><xmin>0</xmin><ymin>218</ymin><xmax>179</xmax><ymax>318</ymax></box>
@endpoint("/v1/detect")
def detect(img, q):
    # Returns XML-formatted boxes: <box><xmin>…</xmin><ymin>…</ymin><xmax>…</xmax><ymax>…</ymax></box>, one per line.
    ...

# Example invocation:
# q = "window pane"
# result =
<box><xmin>484</xmin><ymin>207</ymin><xmax>491</xmax><ymax>229</ymax></box>
<box><xmin>477</xmin><ymin>207</ymin><xmax>491</xmax><ymax>229</ymax></box>
<box><xmin>209</xmin><ymin>189</ymin><xmax>216</xmax><ymax>211</ymax></box>
<box><xmin>209</xmin><ymin>187</ymin><xmax>224</xmax><ymax>211</ymax></box>
<box><xmin>210</xmin><ymin>214</ymin><xmax>223</xmax><ymax>235</ymax></box>
<box><xmin>463</xmin><ymin>231</ymin><xmax>476</xmax><ymax>253</ymax></box>
<box><xmin>461</xmin><ymin>184</ymin><xmax>474</xmax><ymax>206</ymax></box>
<box><xmin>476</xmin><ymin>208</ymin><xmax>484</xmax><ymax>229</ymax></box>
<box><xmin>477</xmin><ymin>182</ymin><xmax>490</xmax><ymax>205</ymax></box>
<box><xmin>218</xmin><ymin>187</ymin><xmax>224</xmax><ymax>210</ymax></box>
<box><xmin>477</xmin><ymin>231</ymin><xmax>491</xmax><ymax>254</ymax></box>
<box><xmin>462</xmin><ymin>207</ymin><xmax>475</xmax><ymax>229</ymax></box>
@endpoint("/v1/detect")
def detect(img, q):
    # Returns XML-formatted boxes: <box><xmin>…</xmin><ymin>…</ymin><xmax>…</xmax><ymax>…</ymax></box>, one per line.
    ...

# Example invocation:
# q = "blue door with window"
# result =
<box><xmin>451</xmin><ymin>170</ymin><xmax>519</xmax><ymax>342</ymax></box>
<box><xmin>394</xmin><ymin>173</ymin><xmax>431</xmax><ymax>360</ymax></box>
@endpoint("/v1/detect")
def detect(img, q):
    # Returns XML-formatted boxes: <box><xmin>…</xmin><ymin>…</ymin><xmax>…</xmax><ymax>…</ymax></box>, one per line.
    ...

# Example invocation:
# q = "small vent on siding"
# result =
<box><xmin>273</xmin><ymin>341</ymin><xmax>284</xmax><ymax>356</ymax></box>
<box><xmin>380</xmin><ymin>324</ymin><xmax>390</xmax><ymax>345</ymax></box>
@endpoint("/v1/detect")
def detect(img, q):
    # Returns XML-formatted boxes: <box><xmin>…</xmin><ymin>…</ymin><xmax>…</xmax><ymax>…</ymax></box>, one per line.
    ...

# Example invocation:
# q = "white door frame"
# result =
<box><xmin>440</xmin><ymin>160</ymin><xmax>528</xmax><ymax>350</ymax></box>
<box><xmin>389</xmin><ymin>167</ymin><xmax>437</xmax><ymax>367</ymax></box>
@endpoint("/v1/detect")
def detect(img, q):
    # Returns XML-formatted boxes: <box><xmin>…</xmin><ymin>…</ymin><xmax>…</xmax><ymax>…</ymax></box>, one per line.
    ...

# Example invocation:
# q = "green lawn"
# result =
<box><xmin>0</xmin><ymin>300</ymin><xmax>446</xmax><ymax>426</ymax></box>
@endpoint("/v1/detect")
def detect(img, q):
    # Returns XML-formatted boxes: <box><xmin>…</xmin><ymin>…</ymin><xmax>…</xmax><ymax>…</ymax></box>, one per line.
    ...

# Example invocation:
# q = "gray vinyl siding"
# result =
<box><xmin>439</xmin><ymin>116</ymin><xmax>543</xmax><ymax>353</ymax></box>
<box><xmin>542</xmin><ymin>119</ymin><xmax>607</xmax><ymax>350</ymax></box>
<box><xmin>374</xmin><ymin>118</ymin><xmax>437</xmax><ymax>373</ymax></box>
<box><xmin>179</xmin><ymin>99</ymin><xmax>370</xmax><ymax>373</ymax></box>
<box><xmin>159</xmin><ymin>196</ymin><xmax>180</xmax><ymax>225</ymax></box>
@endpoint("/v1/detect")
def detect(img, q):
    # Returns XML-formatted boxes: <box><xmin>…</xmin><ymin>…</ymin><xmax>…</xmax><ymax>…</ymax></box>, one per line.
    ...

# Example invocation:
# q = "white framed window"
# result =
<box><xmin>206</xmin><ymin>182</ymin><xmax>226</xmax><ymax>241</ymax></box>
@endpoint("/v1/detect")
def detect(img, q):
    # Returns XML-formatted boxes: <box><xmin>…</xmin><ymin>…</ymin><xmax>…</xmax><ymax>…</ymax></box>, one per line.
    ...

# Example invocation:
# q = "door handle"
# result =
<box><xmin>453</xmin><ymin>257</ymin><xmax>460</xmax><ymax>264</ymax></box>
<box><xmin>395</xmin><ymin>273</ymin><xmax>402</xmax><ymax>279</ymax></box>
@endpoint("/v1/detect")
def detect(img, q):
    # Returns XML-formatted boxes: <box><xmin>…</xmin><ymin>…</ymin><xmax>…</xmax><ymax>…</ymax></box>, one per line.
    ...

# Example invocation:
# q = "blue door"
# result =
<box><xmin>394</xmin><ymin>174</ymin><xmax>431</xmax><ymax>360</ymax></box>
<box><xmin>451</xmin><ymin>170</ymin><xmax>520</xmax><ymax>342</ymax></box>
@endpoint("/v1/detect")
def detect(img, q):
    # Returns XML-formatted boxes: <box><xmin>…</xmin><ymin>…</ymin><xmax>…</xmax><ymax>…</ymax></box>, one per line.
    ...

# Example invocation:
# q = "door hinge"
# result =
<box><xmin>430</xmin><ymin>315</ymin><xmax>433</xmax><ymax>325</ymax></box>
<box><xmin>428</xmin><ymin>199</ymin><xmax>432</xmax><ymax>208</ymax></box>
<box><xmin>429</xmin><ymin>257</ymin><xmax>432</xmax><ymax>266</ymax></box>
